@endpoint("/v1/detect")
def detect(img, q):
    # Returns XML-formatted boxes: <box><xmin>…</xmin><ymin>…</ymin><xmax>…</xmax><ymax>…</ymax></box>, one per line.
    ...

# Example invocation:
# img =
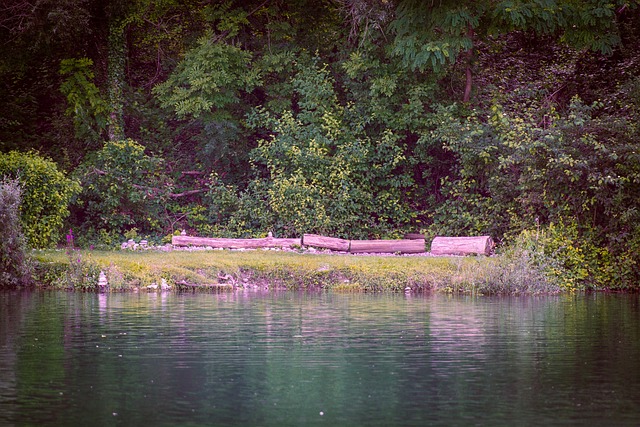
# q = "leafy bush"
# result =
<box><xmin>0</xmin><ymin>178</ymin><xmax>31</xmax><ymax>287</ymax></box>
<box><xmin>73</xmin><ymin>139</ymin><xmax>172</xmax><ymax>237</ymax></box>
<box><xmin>423</xmin><ymin>95</ymin><xmax>640</xmax><ymax>290</ymax></box>
<box><xmin>0</xmin><ymin>151</ymin><xmax>80</xmax><ymax>247</ymax></box>
<box><xmin>496</xmin><ymin>223</ymin><xmax>630</xmax><ymax>292</ymax></box>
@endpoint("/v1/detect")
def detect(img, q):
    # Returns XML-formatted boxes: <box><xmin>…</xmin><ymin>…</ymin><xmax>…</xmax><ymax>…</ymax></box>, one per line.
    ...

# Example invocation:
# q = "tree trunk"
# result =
<box><xmin>463</xmin><ymin>24</ymin><xmax>475</xmax><ymax>103</ymax></box>
<box><xmin>463</xmin><ymin>63</ymin><xmax>472</xmax><ymax>102</ymax></box>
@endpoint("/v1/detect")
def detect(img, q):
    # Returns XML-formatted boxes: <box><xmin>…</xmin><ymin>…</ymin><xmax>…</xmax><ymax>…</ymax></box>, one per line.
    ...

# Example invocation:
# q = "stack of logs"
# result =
<box><xmin>171</xmin><ymin>233</ymin><xmax>494</xmax><ymax>256</ymax></box>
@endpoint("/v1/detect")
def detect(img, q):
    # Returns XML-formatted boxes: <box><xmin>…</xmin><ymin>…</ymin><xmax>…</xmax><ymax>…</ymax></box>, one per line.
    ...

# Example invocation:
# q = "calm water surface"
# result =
<box><xmin>1</xmin><ymin>290</ymin><xmax>639</xmax><ymax>426</ymax></box>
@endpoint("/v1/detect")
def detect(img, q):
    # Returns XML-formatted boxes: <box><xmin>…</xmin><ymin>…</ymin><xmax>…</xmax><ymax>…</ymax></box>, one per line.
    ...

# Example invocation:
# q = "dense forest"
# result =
<box><xmin>1</xmin><ymin>0</ymin><xmax>639</xmax><ymax>290</ymax></box>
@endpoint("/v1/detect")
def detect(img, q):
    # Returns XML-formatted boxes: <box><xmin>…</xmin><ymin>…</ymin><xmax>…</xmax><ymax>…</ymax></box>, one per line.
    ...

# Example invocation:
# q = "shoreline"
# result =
<box><xmin>27</xmin><ymin>248</ymin><xmax>562</xmax><ymax>295</ymax></box>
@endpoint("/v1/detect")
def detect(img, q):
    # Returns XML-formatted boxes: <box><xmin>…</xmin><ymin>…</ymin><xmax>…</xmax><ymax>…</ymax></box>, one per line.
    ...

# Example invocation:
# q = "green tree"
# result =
<box><xmin>59</xmin><ymin>58</ymin><xmax>110</xmax><ymax>142</ymax></box>
<box><xmin>153</xmin><ymin>37</ymin><xmax>259</xmax><ymax>119</ymax></box>
<box><xmin>390</xmin><ymin>0</ymin><xmax>634</xmax><ymax>101</ymax></box>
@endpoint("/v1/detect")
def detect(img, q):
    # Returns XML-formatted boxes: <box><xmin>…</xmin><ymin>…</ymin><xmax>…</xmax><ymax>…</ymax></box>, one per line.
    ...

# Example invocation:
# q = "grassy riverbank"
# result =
<box><xmin>30</xmin><ymin>248</ymin><xmax>561</xmax><ymax>295</ymax></box>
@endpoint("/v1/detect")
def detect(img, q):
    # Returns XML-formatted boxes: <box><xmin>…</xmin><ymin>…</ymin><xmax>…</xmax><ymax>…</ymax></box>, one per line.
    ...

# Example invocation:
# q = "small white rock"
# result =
<box><xmin>98</xmin><ymin>271</ymin><xmax>108</xmax><ymax>288</ymax></box>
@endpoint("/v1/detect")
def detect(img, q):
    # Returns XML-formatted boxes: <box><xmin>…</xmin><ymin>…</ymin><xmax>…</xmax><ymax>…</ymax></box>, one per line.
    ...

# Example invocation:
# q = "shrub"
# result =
<box><xmin>0</xmin><ymin>178</ymin><xmax>31</xmax><ymax>287</ymax></box>
<box><xmin>73</xmin><ymin>139</ymin><xmax>172</xmax><ymax>237</ymax></box>
<box><xmin>0</xmin><ymin>151</ymin><xmax>80</xmax><ymax>248</ymax></box>
<box><xmin>239</xmin><ymin>60</ymin><xmax>415</xmax><ymax>238</ymax></box>
<box><xmin>503</xmin><ymin>223</ymin><xmax>618</xmax><ymax>292</ymax></box>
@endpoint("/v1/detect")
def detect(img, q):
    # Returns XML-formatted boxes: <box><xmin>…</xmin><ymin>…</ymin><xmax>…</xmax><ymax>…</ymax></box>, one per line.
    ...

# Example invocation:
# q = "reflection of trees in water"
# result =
<box><xmin>0</xmin><ymin>292</ymin><xmax>39</xmax><ymax>424</ymax></box>
<box><xmin>3</xmin><ymin>292</ymin><xmax>640</xmax><ymax>424</ymax></box>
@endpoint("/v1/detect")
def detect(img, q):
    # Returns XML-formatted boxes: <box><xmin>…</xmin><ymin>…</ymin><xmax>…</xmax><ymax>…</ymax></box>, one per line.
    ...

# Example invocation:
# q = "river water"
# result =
<box><xmin>1</xmin><ymin>290</ymin><xmax>639</xmax><ymax>426</ymax></box>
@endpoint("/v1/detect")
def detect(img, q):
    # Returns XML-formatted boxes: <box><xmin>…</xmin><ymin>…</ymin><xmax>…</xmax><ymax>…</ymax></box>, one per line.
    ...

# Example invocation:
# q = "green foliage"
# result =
<box><xmin>219</xmin><ymin>181</ymin><xmax>276</xmax><ymax>237</ymax></box>
<box><xmin>451</xmin><ymin>223</ymin><xmax>615</xmax><ymax>295</ymax></box>
<box><xmin>198</xmin><ymin>172</ymin><xmax>240</xmax><ymax>235</ymax></box>
<box><xmin>59</xmin><ymin>58</ymin><xmax>110</xmax><ymax>141</ymax></box>
<box><xmin>425</xmin><ymin>94</ymin><xmax>640</xmax><ymax>288</ymax></box>
<box><xmin>557</xmin><ymin>1</ymin><xmax>626</xmax><ymax>55</ymax></box>
<box><xmin>429</xmin><ymin>97</ymin><xmax>636</xmax><ymax>223</ymax></box>
<box><xmin>3</xmin><ymin>0</ymin><xmax>640</xmax><ymax>292</ymax></box>
<box><xmin>391</xmin><ymin>0</ymin><xmax>477</xmax><ymax>72</ymax></box>
<box><xmin>202</xmin><ymin>1</ymin><xmax>250</xmax><ymax>39</ymax></box>
<box><xmin>107</xmin><ymin>21</ymin><xmax>127</xmax><ymax>141</ymax></box>
<box><xmin>73</xmin><ymin>139</ymin><xmax>172</xmax><ymax>237</ymax></box>
<box><xmin>149</xmin><ymin>34</ymin><xmax>263</xmax><ymax>185</ymax></box>
<box><xmin>391</xmin><ymin>0</ymin><xmax>629</xmax><ymax>73</ymax></box>
<box><xmin>239</xmin><ymin>59</ymin><xmax>415</xmax><ymax>238</ymax></box>
<box><xmin>153</xmin><ymin>36</ymin><xmax>260</xmax><ymax>119</ymax></box>
<box><xmin>0</xmin><ymin>178</ymin><xmax>32</xmax><ymax>287</ymax></box>
<box><xmin>506</xmin><ymin>223</ymin><xmax>623</xmax><ymax>292</ymax></box>
<box><xmin>0</xmin><ymin>151</ymin><xmax>80</xmax><ymax>247</ymax></box>
<box><xmin>472</xmin><ymin>235</ymin><xmax>561</xmax><ymax>295</ymax></box>
<box><xmin>57</xmin><ymin>228</ymin><xmax>100</xmax><ymax>290</ymax></box>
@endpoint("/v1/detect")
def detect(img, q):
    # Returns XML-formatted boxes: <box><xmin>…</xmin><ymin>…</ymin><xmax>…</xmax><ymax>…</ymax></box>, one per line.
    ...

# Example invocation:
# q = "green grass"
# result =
<box><xmin>30</xmin><ymin>248</ymin><xmax>561</xmax><ymax>294</ymax></box>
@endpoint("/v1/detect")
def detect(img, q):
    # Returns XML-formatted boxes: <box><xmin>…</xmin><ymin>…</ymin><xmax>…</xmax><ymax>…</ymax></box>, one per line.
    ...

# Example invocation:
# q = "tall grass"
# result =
<box><xmin>0</xmin><ymin>178</ymin><xmax>31</xmax><ymax>288</ymax></box>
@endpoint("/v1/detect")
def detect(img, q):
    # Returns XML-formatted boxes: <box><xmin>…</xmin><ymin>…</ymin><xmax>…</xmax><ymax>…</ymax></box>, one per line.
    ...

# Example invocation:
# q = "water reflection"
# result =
<box><xmin>0</xmin><ymin>291</ymin><xmax>639</xmax><ymax>426</ymax></box>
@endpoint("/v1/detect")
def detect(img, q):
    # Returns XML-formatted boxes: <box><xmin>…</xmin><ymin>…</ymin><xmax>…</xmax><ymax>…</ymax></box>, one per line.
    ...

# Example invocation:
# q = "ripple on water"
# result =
<box><xmin>1</xmin><ymin>291</ymin><xmax>639</xmax><ymax>426</ymax></box>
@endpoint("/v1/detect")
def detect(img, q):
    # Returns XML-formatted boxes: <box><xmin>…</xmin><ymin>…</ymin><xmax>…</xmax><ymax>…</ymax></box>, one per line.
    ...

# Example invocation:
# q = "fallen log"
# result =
<box><xmin>171</xmin><ymin>235</ymin><xmax>301</xmax><ymax>249</ymax></box>
<box><xmin>430</xmin><ymin>236</ymin><xmax>494</xmax><ymax>256</ymax></box>
<box><xmin>349</xmin><ymin>239</ymin><xmax>426</xmax><ymax>254</ymax></box>
<box><xmin>302</xmin><ymin>234</ymin><xmax>350</xmax><ymax>252</ymax></box>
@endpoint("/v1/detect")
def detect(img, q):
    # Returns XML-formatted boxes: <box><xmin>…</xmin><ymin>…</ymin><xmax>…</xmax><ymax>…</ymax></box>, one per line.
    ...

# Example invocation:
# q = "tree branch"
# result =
<box><xmin>169</xmin><ymin>189</ymin><xmax>207</xmax><ymax>198</ymax></box>
<box><xmin>90</xmin><ymin>167</ymin><xmax>206</xmax><ymax>198</ymax></box>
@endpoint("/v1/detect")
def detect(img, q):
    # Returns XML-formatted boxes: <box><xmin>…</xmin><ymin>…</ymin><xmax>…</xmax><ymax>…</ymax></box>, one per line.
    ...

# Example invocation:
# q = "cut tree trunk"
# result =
<box><xmin>430</xmin><ymin>236</ymin><xmax>494</xmax><ymax>256</ymax></box>
<box><xmin>172</xmin><ymin>235</ymin><xmax>301</xmax><ymax>249</ymax></box>
<box><xmin>349</xmin><ymin>239</ymin><xmax>426</xmax><ymax>254</ymax></box>
<box><xmin>302</xmin><ymin>234</ymin><xmax>350</xmax><ymax>252</ymax></box>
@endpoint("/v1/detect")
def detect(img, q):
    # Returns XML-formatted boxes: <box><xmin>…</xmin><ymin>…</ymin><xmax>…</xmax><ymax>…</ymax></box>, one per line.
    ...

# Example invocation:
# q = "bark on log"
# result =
<box><xmin>403</xmin><ymin>233</ymin><xmax>426</xmax><ymax>240</ymax></box>
<box><xmin>349</xmin><ymin>239</ymin><xmax>426</xmax><ymax>254</ymax></box>
<box><xmin>172</xmin><ymin>235</ymin><xmax>301</xmax><ymax>249</ymax></box>
<box><xmin>302</xmin><ymin>234</ymin><xmax>350</xmax><ymax>252</ymax></box>
<box><xmin>430</xmin><ymin>236</ymin><xmax>494</xmax><ymax>256</ymax></box>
